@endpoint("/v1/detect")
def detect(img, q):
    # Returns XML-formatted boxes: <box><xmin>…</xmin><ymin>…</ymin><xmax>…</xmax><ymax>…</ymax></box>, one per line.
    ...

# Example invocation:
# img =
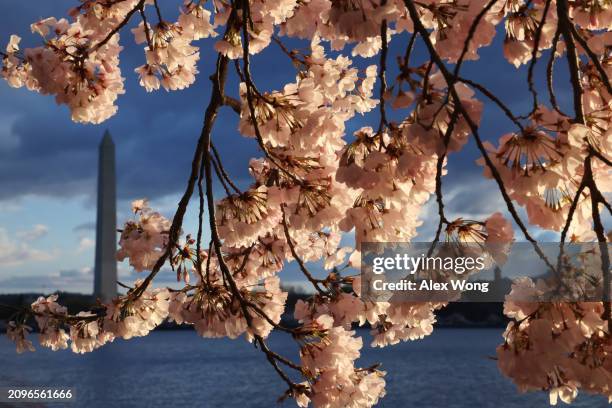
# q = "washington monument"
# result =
<box><xmin>93</xmin><ymin>131</ymin><xmax>118</xmax><ymax>301</ymax></box>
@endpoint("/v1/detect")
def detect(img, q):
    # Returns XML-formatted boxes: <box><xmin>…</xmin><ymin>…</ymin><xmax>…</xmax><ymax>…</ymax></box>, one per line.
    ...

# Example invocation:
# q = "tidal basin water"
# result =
<box><xmin>0</xmin><ymin>328</ymin><xmax>607</xmax><ymax>408</ymax></box>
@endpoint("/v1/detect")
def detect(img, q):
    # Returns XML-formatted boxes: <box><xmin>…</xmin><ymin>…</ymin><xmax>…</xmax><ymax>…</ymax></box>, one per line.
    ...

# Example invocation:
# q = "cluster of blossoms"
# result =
<box><xmin>295</xmin><ymin>315</ymin><xmax>387</xmax><ymax>407</ymax></box>
<box><xmin>294</xmin><ymin>275</ymin><xmax>444</xmax><ymax>349</ymax></box>
<box><xmin>3</xmin><ymin>16</ymin><xmax>124</xmax><ymax>123</ymax></box>
<box><xmin>442</xmin><ymin>211</ymin><xmax>515</xmax><ymax>265</ymax></box>
<box><xmin>2</xmin><ymin>0</ymin><xmax>612</xmax><ymax>406</ymax></box>
<box><xmin>103</xmin><ymin>281</ymin><xmax>170</xmax><ymax>340</ymax></box>
<box><xmin>498</xmin><ymin>278</ymin><xmax>612</xmax><ymax>405</ymax></box>
<box><xmin>133</xmin><ymin>2</ymin><xmax>216</xmax><ymax>91</ymax></box>
<box><xmin>116</xmin><ymin>199</ymin><xmax>172</xmax><ymax>272</ymax></box>
<box><xmin>31</xmin><ymin>294</ymin><xmax>70</xmax><ymax>351</ymax></box>
<box><xmin>480</xmin><ymin>107</ymin><xmax>612</xmax><ymax>242</ymax></box>
<box><xmin>3</xmin><ymin>0</ymin><xmax>603</xmax><ymax>122</ymax></box>
<box><xmin>282</xmin><ymin>0</ymin><xmax>504</xmax><ymax>60</ymax></box>
<box><xmin>9</xmin><ymin>283</ymin><xmax>171</xmax><ymax>355</ymax></box>
<box><xmin>214</xmin><ymin>0</ymin><xmax>298</xmax><ymax>58</ymax></box>
<box><xmin>168</xmin><ymin>269</ymin><xmax>287</xmax><ymax>341</ymax></box>
<box><xmin>481</xmin><ymin>107</ymin><xmax>610</xmax><ymax>240</ymax></box>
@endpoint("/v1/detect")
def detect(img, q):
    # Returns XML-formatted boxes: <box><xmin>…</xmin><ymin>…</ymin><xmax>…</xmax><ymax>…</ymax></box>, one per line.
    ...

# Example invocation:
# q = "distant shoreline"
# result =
<box><xmin>0</xmin><ymin>292</ymin><xmax>508</xmax><ymax>334</ymax></box>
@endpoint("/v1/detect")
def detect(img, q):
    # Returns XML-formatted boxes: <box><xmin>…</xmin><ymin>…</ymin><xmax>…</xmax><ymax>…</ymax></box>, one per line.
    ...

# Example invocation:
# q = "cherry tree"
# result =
<box><xmin>2</xmin><ymin>0</ymin><xmax>611</xmax><ymax>406</ymax></box>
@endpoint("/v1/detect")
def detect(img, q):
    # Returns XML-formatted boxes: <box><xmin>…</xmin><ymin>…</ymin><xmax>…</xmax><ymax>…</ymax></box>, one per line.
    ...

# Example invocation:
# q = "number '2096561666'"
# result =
<box><xmin>1</xmin><ymin>387</ymin><xmax>75</xmax><ymax>402</ymax></box>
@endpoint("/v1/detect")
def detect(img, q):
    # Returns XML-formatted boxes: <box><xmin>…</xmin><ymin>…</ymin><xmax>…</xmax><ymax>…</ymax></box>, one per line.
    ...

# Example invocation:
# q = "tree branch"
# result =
<box><xmin>377</xmin><ymin>10</ymin><xmax>389</xmax><ymax>133</ymax></box>
<box><xmin>569</xmin><ymin>24</ymin><xmax>612</xmax><ymax>96</ymax></box>
<box><xmin>453</xmin><ymin>0</ymin><xmax>498</xmax><ymax>76</ymax></box>
<box><xmin>556</xmin><ymin>0</ymin><xmax>584</xmax><ymax>123</ymax></box>
<box><xmin>525</xmin><ymin>0</ymin><xmax>552</xmax><ymax>116</ymax></box>
<box><xmin>458</xmin><ymin>77</ymin><xmax>525</xmax><ymax>132</ymax></box>
<box><xmin>546</xmin><ymin>28</ymin><xmax>566</xmax><ymax>116</ymax></box>
<box><xmin>222</xmin><ymin>95</ymin><xmax>242</xmax><ymax>114</ymax></box>
<box><xmin>130</xmin><ymin>53</ymin><xmax>230</xmax><ymax>299</ymax></box>
<box><xmin>211</xmin><ymin>142</ymin><xmax>242</xmax><ymax>194</ymax></box>
<box><xmin>90</xmin><ymin>0</ymin><xmax>146</xmax><ymax>52</ymax></box>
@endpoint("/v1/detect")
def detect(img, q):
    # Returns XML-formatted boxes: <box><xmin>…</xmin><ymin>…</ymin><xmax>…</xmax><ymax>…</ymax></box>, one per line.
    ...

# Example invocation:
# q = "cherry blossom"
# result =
<box><xmin>116</xmin><ymin>199</ymin><xmax>172</xmax><ymax>272</ymax></box>
<box><xmin>6</xmin><ymin>322</ymin><xmax>35</xmax><ymax>354</ymax></box>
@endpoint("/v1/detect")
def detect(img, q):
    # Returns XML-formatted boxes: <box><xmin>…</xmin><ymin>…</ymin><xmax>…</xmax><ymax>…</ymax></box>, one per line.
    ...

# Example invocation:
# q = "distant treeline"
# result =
<box><xmin>0</xmin><ymin>289</ymin><xmax>508</xmax><ymax>333</ymax></box>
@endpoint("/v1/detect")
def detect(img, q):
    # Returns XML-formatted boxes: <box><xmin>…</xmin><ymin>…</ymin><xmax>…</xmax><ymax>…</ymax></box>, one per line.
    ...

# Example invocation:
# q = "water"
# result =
<box><xmin>0</xmin><ymin>328</ymin><xmax>607</xmax><ymax>408</ymax></box>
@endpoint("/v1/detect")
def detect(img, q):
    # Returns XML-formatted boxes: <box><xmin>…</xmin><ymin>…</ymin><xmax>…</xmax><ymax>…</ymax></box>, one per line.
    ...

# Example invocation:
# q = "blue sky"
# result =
<box><xmin>0</xmin><ymin>2</ymin><xmax>575</xmax><ymax>294</ymax></box>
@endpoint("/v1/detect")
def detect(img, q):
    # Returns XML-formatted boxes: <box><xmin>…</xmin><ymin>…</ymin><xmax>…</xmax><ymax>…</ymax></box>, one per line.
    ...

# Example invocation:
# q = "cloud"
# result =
<box><xmin>0</xmin><ymin>267</ymin><xmax>93</xmax><ymax>294</ymax></box>
<box><xmin>443</xmin><ymin>179</ymin><xmax>506</xmax><ymax>220</ymax></box>
<box><xmin>73</xmin><ymin>221</ymin><xmax>96</xmax><ymax>232</ymax></box>
<box><xmin>415</xmin><ymin>177</ymin><xmax>505</xmax><ymax>240</ymax></box>
<box><xmin>417</xmin><ymin>176</ymin><xmax>561</xmax><ymax>242</ymax></box>
<box><xmin>0</xmin><ymin>227</ymin><xmax>57</xmax><ymax>267</ymax></box>
<box><xmin>60</xmin><ymin>267</ymin><xmax>92</xmax><ymax>278</ymax></box>
<box><xmin>0</xmin><ymin>198</ymin><xmax>22</xmax><ymax>212</ymax></box>
<box><xmin>16</xmin><ymin>224</ymin><xmax>49</xmax><ymax>241</ymax></box>
<box><xmin>77</xmin><ymin>237</ymin><xmax>95</xmax><ymax>253</ymax></box>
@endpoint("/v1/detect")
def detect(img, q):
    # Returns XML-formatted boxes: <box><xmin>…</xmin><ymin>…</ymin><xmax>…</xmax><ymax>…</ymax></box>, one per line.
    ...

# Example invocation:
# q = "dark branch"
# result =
<box><xmin>556</xmin><ymin>0</ymin><xmax>584</xmax><ymax>123</ymax></box>
<box><xmin>211</xmin><ymin>142</ymin><xmax>242</xmax><ymax>194</ymax></box>
<box><xmin>458</xmin><ymin>77</ymin><xmax>525</xmax><ymax>132</ymax></box>
<box><xmin>91</xmin><ymin>0</ymin><xmax>145</xmax><ymax>52</ymax></box>
<box><xmin>280</xmin><ymin>205</ymin><xmax>326</xmax><ymax>295</ymax></box>
<box><xmin>453</xmin><ymin>0</ymin><xmax>498</xmax><ymax>76</ymax></box>
<box><xmin>546</xmin><ymin>28</ymin><xmax>566</xmax><ymax>116</ymax></box>
<box><xmin>525</xmin><ymin>0</ymin><xmax>552</xmax><ymax>116</ymax></box>
<box><xmin>221</xmin><ymin>95</ymin><xmax>242</xmax><ymax>114</ymax></box>
<box><xmin>377</xmin><ymin>11</ymin><xmax>389</xmax><ymax>133</ymax></box>
<box><xmin>569</xmin><ymin>24</ymin><xmax>612</xmax><ymax>96</ymax></box>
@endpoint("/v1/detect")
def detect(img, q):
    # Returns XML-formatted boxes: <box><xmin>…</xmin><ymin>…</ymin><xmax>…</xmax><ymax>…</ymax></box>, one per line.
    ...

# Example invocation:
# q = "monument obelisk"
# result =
<box><xmin>93</xmin><ymin>131</ymin><xmax>118</xmax><ymax>301</ymax></box>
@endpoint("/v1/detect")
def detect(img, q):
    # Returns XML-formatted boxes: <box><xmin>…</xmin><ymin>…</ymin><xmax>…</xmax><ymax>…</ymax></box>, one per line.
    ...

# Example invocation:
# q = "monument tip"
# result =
<box><xmin>101</xmin><ymin>130</ymin><xmax>114</xmax><ymax>145</ymax></box>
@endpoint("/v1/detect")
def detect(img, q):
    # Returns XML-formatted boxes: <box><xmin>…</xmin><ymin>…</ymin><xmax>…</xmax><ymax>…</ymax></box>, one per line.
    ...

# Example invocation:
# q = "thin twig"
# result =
<box><xmin>153</xmin><ymin>0</ymin><xmax>163</xmax><ymax>22</ymax></box>
<box><xmin>239</xmin><ymin>5</ymin><xmax>302</xmax><ymax>185</ymax></box>
<box><xmin>403</xmin><ymin>31</ymin><xmax>418</xmax><ymax>66</ymax></box>
<box><xmin>280</xmin><ymin>205</ymin><xmax>326</xmax><ymax>295</ymax></box>
<box><xmin>525</xmin><ymin>0</ymin><xmax>552</xmax><ymax>116</ymax></box>
<box><xmin>453</xmin><ymin>0</ymin><xmax>498</xmax><ymax>76</ymax></box>
<box><xmin>196</xmin><ymin>131</ymin><xmax>208</xmax><ymax>275</ymax></box>
<box><xmin>377</xmin><ymin>10</ymin><xmax>389</xmax><ymax>133</ymax></box>
<box><xmin>546</xmin><ymin>28</ymin><xmax>566</xmax><ymax>116</ymax></box>
<box><xmin>221</xmin><ymin>96</ymin><xmax>242</xmax><ymax>114</ymax></box>
<box><xmin>91</xmin><ymin>0</ymin><xmax>146</xmax><ymax>52</ymax></box>
<box><xmin>138</xmin><ymin>6</ymin><xmax>153</xmax><ymax>49</ymax></box>
<box><xmin>458</xmin><ymin>77</ymin><xmax>525</xmax><ymax>132</ymax></box>
<box><xmin>211</xmin><ymin>143</ymin><xmax>242</xmax><ymax>194</ymax></box>
<box><xmin>427</xmin><ymin>109</ymin><xmax>459</xmax><ymax>257</ymax></box>
<box><xmin>557</xmin><ymin>169</ymin><xmax>587</xmax><ymax>271</ymax></box>
<box><xmin>211</xmin><ymin>153</ymin><xmax>233</xmax><ymax>196</ymax></box>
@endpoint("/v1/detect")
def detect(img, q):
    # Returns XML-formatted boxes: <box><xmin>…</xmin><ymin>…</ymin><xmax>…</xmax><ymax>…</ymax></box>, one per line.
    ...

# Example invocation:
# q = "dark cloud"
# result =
<box><xmin>73</xmin><ymin>222</ymin><xmax>96</xmax><ymax>232</ymax></box>
<box><xmin>0</xmin><ymin>3</ymin><xmax>574</xmax><ymax>207</ymax></box>
<box><xmin>0</xmin><ymin>2</ymin><xmax>259</xmax><ymax>204</ymax></box>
